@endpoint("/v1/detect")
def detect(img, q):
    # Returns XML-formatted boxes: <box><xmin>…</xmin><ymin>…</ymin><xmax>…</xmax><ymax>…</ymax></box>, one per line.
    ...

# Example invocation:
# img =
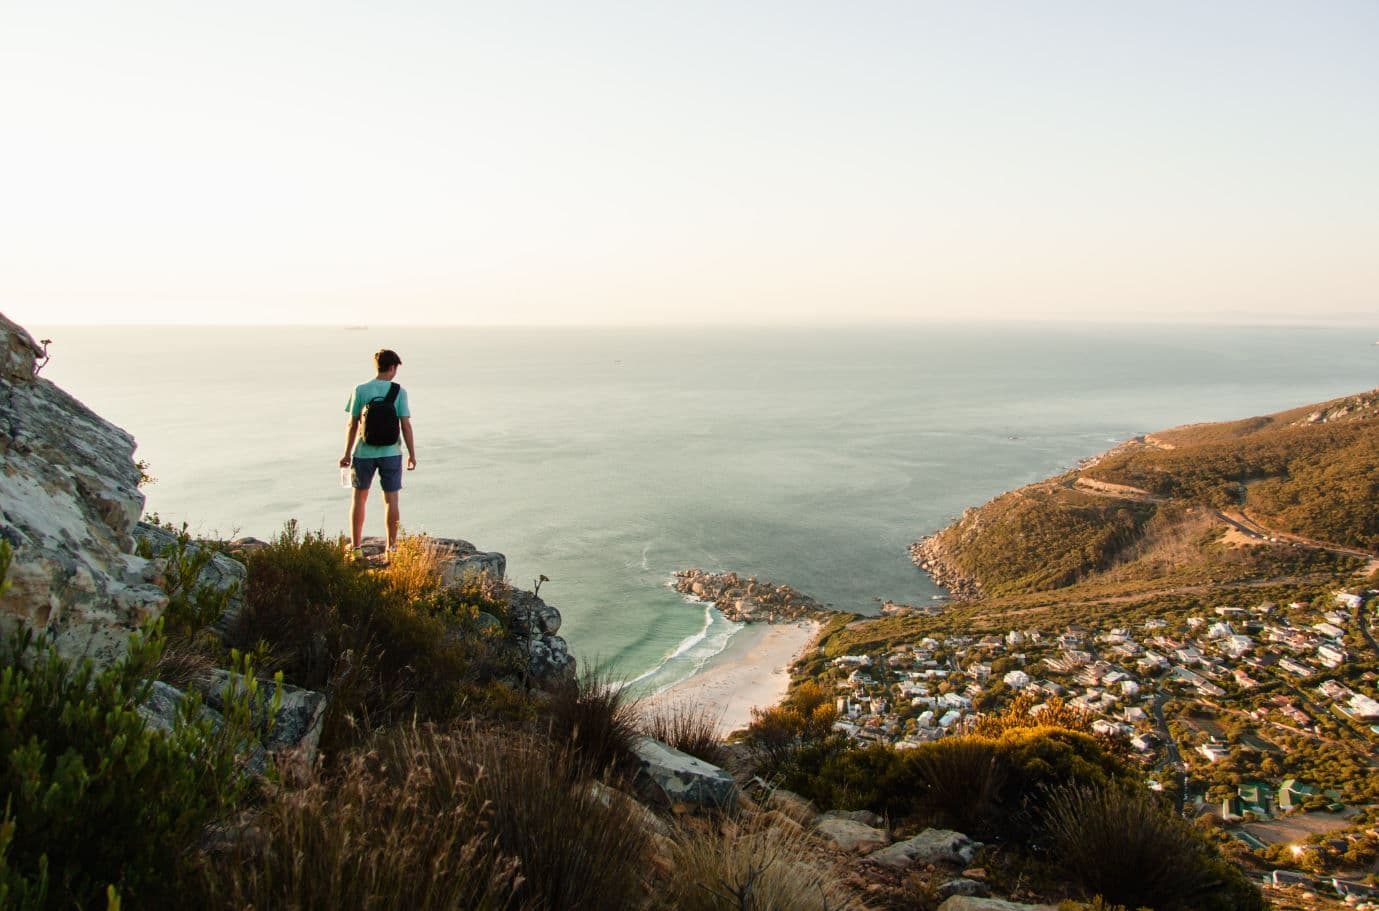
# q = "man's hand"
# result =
<box><xmin>407</xmin><ymin>455</ymin><xmax>417</xmax><ymax>471</ymax></box>
<box><xmin>339</xmin><ymin>456</ymin><xmax>351</xmax><ymax>468</ymax></box>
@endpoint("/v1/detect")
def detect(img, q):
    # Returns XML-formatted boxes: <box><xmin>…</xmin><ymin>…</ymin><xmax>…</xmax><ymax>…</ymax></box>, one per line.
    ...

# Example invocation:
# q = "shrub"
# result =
<box><xmin>1044</xmin><ymin>783</ymin><xmax>1265</xmax><ymax>911</ymax></box>
<box><xmin>770</xmin><ymin>723</ymin><xmax>1133</xmax><ymax>837</ymax></box>
<box><xmin>200</xmin><ymin>723</ymin><xmax>650</xmax><ymax>911</ymax></box>
<box><xmin>0</xmin><ymin>621</ymin><xmax>255</xmax><ymax>910</ymax></box>
<box><xmin>664</xmin><ymin>817</ymin><xmax>862</xmax><ymax>911</ymax></box>
<box><xmin>779</xmin><ymin>739</ymin><xmax>915</xmax><ymax>819</ymax></box>
<box><xmin>909</xmin><ymin>736</ymin><xmax>1007</xmax><ymax>834</ymax></box>
<box><xmin>743</xmin><ymin>681</ymin><xmax>837</xmax><ymax>771</ymax></box>
<box><xmin>544</xmin><ymin>665</ymin><xmax>642</xmax><ymax>777</ymax></box>
<box><xmin>967</xmin><ymin>692</ymin><xmax>1095</xmax><ymax>738</ymax></box>
<box><xmin>642</xmin><ymin>701</ymin><xmax>731</xmax><ymax>768</ymax></box>
<box><xmin>134</xmin><ymin>522</ymin><xmax>238</xmax><ymax>640</ymax></box>
<box><xmin>228</xmin><ymin>525</ymin><xmax>528</xmax><ymax>754</ymax></box>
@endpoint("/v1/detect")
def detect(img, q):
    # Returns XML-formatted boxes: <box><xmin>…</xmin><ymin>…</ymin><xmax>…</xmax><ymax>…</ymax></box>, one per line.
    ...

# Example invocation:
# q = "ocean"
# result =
<box><xmin>33</xmin><ymin>322</ymin><xmax>1379</xmax><ymax>693</ymax></box>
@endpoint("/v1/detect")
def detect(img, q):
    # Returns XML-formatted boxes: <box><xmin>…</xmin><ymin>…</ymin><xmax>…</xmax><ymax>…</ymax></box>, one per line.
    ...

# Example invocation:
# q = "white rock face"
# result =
<box><xmin>0</xmin><ymin>314</ymin><xmax>167</xmax><ymax>665</ymax></box>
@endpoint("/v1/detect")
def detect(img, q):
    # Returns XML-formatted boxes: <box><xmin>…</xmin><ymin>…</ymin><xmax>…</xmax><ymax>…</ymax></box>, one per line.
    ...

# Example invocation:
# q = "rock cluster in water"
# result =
<box><xmin>671</xmin><ymin>569</ymin><xmax>832</xmax><ymax>622</ymax></box>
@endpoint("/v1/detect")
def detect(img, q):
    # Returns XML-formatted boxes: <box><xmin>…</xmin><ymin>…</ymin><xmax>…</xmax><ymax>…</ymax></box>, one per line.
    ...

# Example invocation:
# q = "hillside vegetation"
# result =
<box><xmin>919</xmin><ymin>388</ymin><xmax>1379</xmax><ymax>596</ymax></box>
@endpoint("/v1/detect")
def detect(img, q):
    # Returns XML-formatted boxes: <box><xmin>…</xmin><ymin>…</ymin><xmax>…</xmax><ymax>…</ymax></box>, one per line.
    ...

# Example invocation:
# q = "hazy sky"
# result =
<box><xmin>3</xmin><ymin>1</ymin><xmax>1377</xmax><ymax>326</ymax></box>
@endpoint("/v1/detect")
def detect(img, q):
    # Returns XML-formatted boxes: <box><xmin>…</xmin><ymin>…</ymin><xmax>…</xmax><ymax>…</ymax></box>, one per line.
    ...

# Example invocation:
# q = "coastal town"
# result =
<box><xmin>677</xmin><ymin>566</ymin><xmax>1379</xmax><ymax>902</ymax></box>
<box><xmin>823</xmin><ymin>585</ymin><xmax>1379</xmax><ymax>900</ymax></box>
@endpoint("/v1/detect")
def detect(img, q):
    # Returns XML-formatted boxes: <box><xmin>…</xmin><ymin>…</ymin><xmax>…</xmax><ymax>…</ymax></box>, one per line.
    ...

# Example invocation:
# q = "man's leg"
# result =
<box><xmin>383</xmin><ymin>490</ymin><xmax>401</xmax><ymax>551</ymax></box>
<box><xmin>351</xmin><ymin>488</ymin><xmax>370</xmax><ymax>549</ymax></box>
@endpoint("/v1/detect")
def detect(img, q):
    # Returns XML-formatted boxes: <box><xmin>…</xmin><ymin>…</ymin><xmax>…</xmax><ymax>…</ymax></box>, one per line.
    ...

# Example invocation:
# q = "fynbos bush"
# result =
<box><xmin>0</xmin><ymin>619</ymin><xmax>256</xmax><ymax>909</ymax></box>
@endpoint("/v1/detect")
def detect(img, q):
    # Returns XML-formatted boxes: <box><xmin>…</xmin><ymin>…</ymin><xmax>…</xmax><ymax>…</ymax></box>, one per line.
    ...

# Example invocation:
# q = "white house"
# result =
<box><xmin>1003</xmin><ymin>670</ymin><xmax>1031</xmax><ymax>690</ymax></box>
<box><xmin>1348</xmin><ymin>694</ymin><xmax>1379</xmax><ymax>720</ymax></box>
<box><xmin>1198</xmin><ymin>742</ymin><xmax>1230</xmax><ymax>763</ymax></box>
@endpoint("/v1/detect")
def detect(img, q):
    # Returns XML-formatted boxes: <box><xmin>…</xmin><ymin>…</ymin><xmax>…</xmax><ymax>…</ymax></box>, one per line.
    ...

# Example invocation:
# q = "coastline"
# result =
<box><xmin>908</xmin><ymin>529</ymin><xmax>982</xmax><ymax>600</ymax></box>
<box><xmin>642</xmin><ymin>619</ymin><xmax>822</xmax><ymax>737</ymax></box>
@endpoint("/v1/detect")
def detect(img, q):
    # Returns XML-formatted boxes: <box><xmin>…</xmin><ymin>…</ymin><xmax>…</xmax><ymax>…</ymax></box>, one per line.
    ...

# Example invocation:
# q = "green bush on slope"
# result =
<box><xmin>0</xmin><ymin>617</ymin><xmax>257</xmax><ymax>909</ymax></box>
<box><xmin>933</xmin><ymin>487</ymin><xmax>1156</xmax><ymax>595</ymax></box>
<box><xmin>227</xmin><ymin>525</ymin><xmax>527</xmax><ymax>754</ymax></box>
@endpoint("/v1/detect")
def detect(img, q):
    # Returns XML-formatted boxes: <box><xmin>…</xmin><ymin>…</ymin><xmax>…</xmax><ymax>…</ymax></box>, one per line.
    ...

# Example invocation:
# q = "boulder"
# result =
<box><xmin>132</xmin><ymin>522</ymin><xmax>248</xmax><ymax>640</ymax></box>
<box><xmin>588</xmin><ymin>781</ymin><xmax>673</xmax><ymax>838</ymax></box>
<box><xmin>937</xmin><ymin>879</ymin><xmax>990</xmax><ymax>899</ymax></box>
<box><xmin>938</xmin><ymin>899</ymin><xmax>1057</xmax><ymax>911</ymax></box>
<box><xmin>814</xmin><ymin>816</ymin><xmax>889</xmax><ymax>853</ymax></box>
<box><xmin>506</xmin><ymin>590</ymin><xmax>574</xmax><ymax>684</ymax></box>
<box><xmin>196</xmin><ymin>668</ymin><xmax>328</xmax><ymax>764</ymax></box>
<box><xmin>764</xmin><ymin>788</ymin><xmax>819</xmax><ymax>826</ymax></box>
<box><xmin>138</xmin><ymin>680</ymin><xmax>269</xmax><ymax>775</ymax></box>
<box><xmin>631</xmin><ymin>735</ymin><xmax>739</xmax><ymax>809</ymax></box>
<box><xmin>823</xmin><ymin>808</ymin><xmax>884</xmax><ymax>828</ymax></box>
<box><xmin>865</xmin><ymin>828</ymin><xmax>979</xmax><ymax>869</ymax></box>
<box><xmin>0</xmin><ymin>313</ymin><xmax>168</xmax><ymax>666</ymax></box>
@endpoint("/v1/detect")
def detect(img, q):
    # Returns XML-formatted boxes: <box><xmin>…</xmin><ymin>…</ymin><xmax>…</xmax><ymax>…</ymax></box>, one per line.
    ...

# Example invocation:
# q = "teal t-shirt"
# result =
<box><xmin>346</xmin><ymin>380</ymin><xmax>411</xmax><ymax>458</ymax></box>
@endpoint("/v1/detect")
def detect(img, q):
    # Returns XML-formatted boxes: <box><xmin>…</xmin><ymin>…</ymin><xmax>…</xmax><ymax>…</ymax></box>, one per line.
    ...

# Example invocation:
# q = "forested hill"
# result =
<box><xmin>913</xmin><ymin>388</ymin><xmax>1379</xmax><ymax>598</ymax></box>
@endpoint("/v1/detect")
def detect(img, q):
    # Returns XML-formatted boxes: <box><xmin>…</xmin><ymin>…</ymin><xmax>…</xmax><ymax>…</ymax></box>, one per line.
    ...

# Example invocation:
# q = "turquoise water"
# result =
<box><xmin>34</xmin><ymin>323</ymin><xmax>1379</xmax><ymax>691</ymax></box>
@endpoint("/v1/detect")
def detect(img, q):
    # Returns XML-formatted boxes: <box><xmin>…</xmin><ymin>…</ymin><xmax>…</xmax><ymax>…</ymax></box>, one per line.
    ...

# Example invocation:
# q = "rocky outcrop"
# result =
<box><xmin>672</xmin><ymin>569</ymin><xmax>833</xmax><ymax>623</ymax></box>
<box><xmin>0</xmin><ymin>314</ymin><xmax>168</xmax><ymax>665</ymax></box>
<box><xmin>908</xmin><ymin>531</ymin><xmax>981</xmax><ymax>600</ymax></box>
<box><xmin>631</xmin><ymin>736</ymin><xmax>739</xmax><ymax>809</ymax></box>
<box><xmin>506</xmin><ymin>588</ymin><xmax>574</xmax><ymax>683</ymax></box>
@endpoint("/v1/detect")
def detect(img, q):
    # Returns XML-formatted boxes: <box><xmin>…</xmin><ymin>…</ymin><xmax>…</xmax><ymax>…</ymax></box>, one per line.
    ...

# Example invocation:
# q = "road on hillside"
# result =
<box><xmin>1151</xmin><ymin>694</ymin><xmax>1187</xmax><ymax>815</ymax></box>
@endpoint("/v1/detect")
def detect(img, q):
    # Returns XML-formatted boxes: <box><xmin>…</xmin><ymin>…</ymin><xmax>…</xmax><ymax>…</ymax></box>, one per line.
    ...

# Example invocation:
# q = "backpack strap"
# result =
<box><xmin>384</xmin><ymin>383</ymin><xmax>400</xmax><ymax>404</ymax></box>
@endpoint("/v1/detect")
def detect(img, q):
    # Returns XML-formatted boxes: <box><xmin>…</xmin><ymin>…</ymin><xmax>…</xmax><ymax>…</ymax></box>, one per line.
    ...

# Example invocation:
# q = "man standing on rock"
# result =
<box><xmin>340</xmin><ymin>348</ymin><xmax>416</xmax><ymax>555</ymax></box>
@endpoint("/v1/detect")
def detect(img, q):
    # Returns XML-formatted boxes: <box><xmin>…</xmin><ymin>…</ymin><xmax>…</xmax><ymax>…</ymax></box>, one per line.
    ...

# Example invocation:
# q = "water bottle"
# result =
<box><xmin>340</xmin><ymin>466</ymin><xmax>353</xmax><ymax>488</ymax></box>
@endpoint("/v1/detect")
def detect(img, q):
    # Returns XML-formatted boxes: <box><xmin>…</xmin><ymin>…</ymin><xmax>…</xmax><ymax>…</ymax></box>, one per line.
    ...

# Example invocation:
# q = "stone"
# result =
<box><xmin>814</xmin><ymin>816</ymin><xmax>889</xmax><ymax>853</ymax></box>
<box><xmin>631</xmin><ymin>735</ymin><xmax>739</xmax><ymax>809</ymax></box>
<box><xmin>132</xmin><ymin>522</ymin><xmax>248</xmax><ymax>640</ymax></box>
<box><xmin>505</xmin><ymin>590</ymin><xmax>575</xmax><ymax>684</ymax></box>
<box><xmin>823</xmin><ymin>808</ymin><xmax>884</xmax><ymax>828</ymax></box>
<box><xmin>139</xmin><ymin>680</ymin><xmax>222</xmax><ymax>735</ymax></box>
<box><xmin>195</xmin><ymin>668</ymin><xmax>328</xmax><ymax>764</ymax></box>
<box><xmin>138</xmin><ymin>680</ymin><xmax>269</xmax><ymax>775</ymax></box>
<box><xmin>864</xmin><ymin>828</ymin><xmax>979</xmax><ymax>869</ymax></box>
<box><xmin>588</xmin><ymin>781</ymin><xmax>673</xmax><ymax>838</ymax></box>
<box><xmin>764</xmin><ymin>788</ymin><xmax>819</xmax><ymax>826</ymax></box>
<box><xmin>938</xmin><ymin>878</ymin><xmax>990</xmax><ymax>899</ymax></box>
<box><xmin>938</xmin><ymin>899</ymin><xmax>1057</xmax><ymax>911</ymax></box>
<box><xmin>0</xmin><ymin>314</ymin><xmax>168</xmax><ymax>666</ymax></box>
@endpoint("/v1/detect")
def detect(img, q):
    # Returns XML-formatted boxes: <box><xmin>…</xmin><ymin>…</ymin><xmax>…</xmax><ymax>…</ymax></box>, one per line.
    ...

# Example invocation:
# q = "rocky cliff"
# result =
<box><xmin>0</xmin><ymin>312</ymin><xmax>572</xmax><ymax>684</ymax></box>
<box><xmin>0</xmin><ymin>313</ymin><xmax>168</xmax><ymax>664</ymax></box>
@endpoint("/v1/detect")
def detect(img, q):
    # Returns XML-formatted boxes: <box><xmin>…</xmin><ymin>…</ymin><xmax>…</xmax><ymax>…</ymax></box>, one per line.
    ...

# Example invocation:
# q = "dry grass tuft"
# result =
<box><xmin>663</xmin><ymin>816</ymin><xmax>863</xmax><ymax>911</ymax></box>
<box><xmin>199</xmin><ymin>723</ymin><xmax>651</xmax><ymax>910</ymax></box>
<box><xmin>376</xmin><ymin>533</ymin><xmax>452</xmax><ymax>602</ymax></box>
<box><xmin>544</xmin><ymin>665</ymin><xmax>643</xmax><ymax>778</ymax></box>
<box><xmin>642</xmin><ymin>701</ymin><xmax>730</xmax><ymax>767</ymax></box>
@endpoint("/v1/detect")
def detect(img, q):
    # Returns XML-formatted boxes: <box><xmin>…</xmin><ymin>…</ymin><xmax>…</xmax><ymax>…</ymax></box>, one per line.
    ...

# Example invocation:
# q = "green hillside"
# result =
<box><xmin>921</xmin><ymin>388</ymin><xmax>1379</xmax><ymax>597</ymax></box>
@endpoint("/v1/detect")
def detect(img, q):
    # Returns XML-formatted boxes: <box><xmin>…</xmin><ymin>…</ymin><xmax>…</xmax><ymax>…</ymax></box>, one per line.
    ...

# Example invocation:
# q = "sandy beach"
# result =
<box><xmin>643</xmin><ymin>619</ymin><xmax>822</xmax><ymax>737</ymax></box>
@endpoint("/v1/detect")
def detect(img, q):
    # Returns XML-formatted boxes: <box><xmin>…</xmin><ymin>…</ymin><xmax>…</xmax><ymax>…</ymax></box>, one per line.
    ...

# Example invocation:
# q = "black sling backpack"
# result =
<box><xmin>360</xmin><ymin>383</ymin><xmax>402</xmax><ymax>447</ymax></box>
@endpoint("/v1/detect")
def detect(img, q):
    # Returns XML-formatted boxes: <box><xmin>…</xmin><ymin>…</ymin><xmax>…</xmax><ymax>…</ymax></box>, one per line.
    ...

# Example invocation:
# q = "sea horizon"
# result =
<box><xmin>28</xmin><ymin>320</ymin><xmax>1379</xmax><ymax>694</ymax></box>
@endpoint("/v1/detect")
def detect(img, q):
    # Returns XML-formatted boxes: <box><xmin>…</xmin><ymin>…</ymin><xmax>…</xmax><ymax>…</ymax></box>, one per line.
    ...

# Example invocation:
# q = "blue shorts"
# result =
<box><xmin>352</xmin><ymin>455</ymin><xmax>403</xmax><ymax>493</ymax></box>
